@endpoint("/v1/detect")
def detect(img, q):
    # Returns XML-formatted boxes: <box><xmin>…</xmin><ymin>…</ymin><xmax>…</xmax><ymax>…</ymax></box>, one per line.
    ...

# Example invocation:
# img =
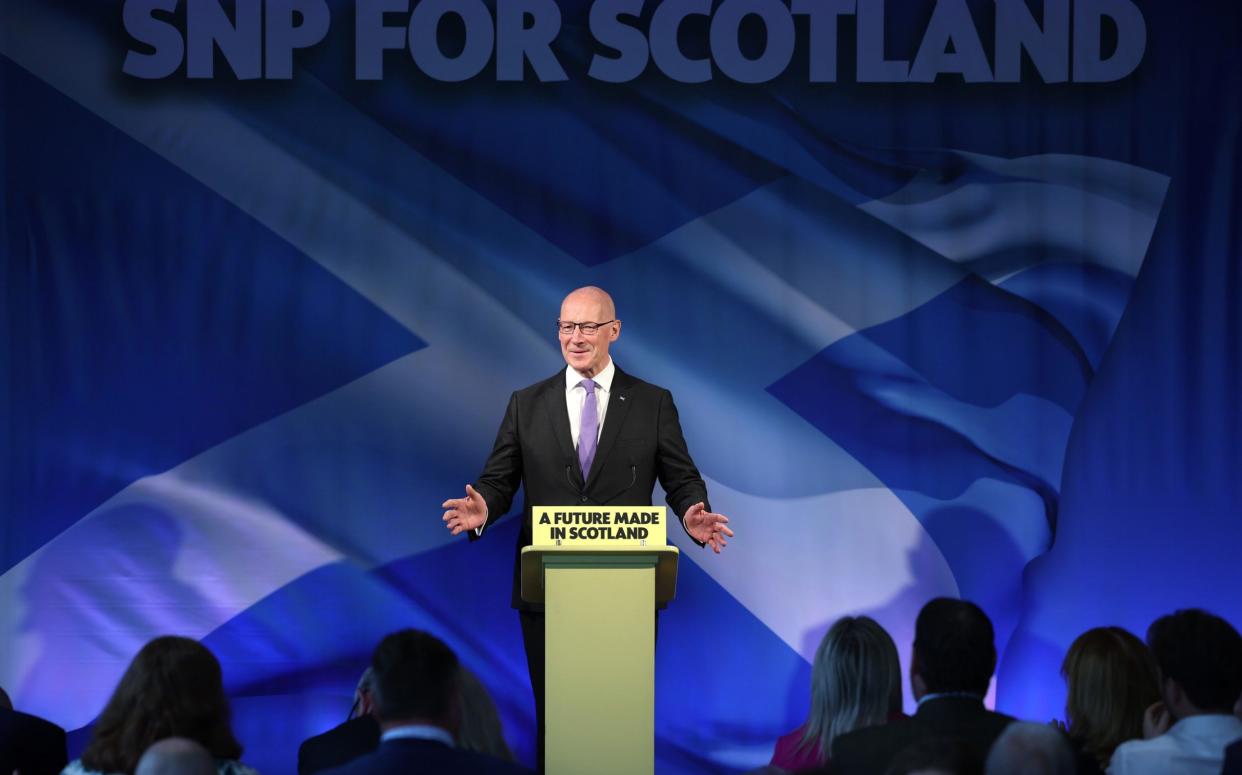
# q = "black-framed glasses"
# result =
<box><xmin>557</xmin><ymin>319</ymin><xmax>615</xmax><ymax>335</ymax></box>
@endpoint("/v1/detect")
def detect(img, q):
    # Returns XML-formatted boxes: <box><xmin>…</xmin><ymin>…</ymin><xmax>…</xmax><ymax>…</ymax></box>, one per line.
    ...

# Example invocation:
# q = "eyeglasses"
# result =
<box><xmin>556</xmin><ymin>319</ymin><xmax>615</xmax><ymax>335</ymax></box>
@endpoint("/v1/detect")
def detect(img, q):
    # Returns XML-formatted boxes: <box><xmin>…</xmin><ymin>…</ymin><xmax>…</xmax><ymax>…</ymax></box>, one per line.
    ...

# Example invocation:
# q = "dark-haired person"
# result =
<box><xmin>1107</xmin><ymin>609</ymin><xmax>1242</xmax><ymax>775</ymax></box>
<box><xmin>828</xmin><ymin>598</ymin><xmax>1014</xmax><ymax>775</ymax></box>
<box><xmin>321</xmin><ymin>630</ymin><xmax>530</xmax><ymax>775</ymax></box>
<box><xmin>299</xmin><ymin>662</ymin><xmax>513</xmax><ymax>774</ymax></box>
<box><xmin>1058</xmin><ymin>627</ymin><xmax>1161</xmax><ymax>773</ymax></box>
<box><xmin>770</xmin><ymin>616</ymin><xmax>904</xmax><ymax>770</ymax></box>
<box><xmin>63</xmin><ymin>636</ymin><xmax>257</xmax><ymax>775</ymax></box>
<box><xmin>0</xmin><ymin>685</ymin><xmax>68</xmax><ymax>775</ymax></box>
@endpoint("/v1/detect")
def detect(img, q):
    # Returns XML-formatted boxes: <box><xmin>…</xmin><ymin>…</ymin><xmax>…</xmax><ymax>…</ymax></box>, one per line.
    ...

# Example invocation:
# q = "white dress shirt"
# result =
<box><xmin>473</xmin><ymin>359</ymin><xmax>617</xmax><ymax>536</ymax></box>
<box><xmin>380</xmin><ymin>723</ymin><xmax>456</xmax><ymax>746</ymax></box>
<box><xmin>565</xmin><ymin>358</ymin><xmax>615</xmax><ymax>452</ymax></box>
<box><xmin>1107</xmin><ymin>714</ymin><xmax>1242</xmax><ymax>775</ymax></box>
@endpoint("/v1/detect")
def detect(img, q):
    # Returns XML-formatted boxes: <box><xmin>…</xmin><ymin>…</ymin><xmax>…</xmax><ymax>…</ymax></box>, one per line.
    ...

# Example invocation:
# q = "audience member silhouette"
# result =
<box><xmin>62</xmin><ymin>636</ymin><xmax>257</xmax><ymax>775</ymax></box>
<box><xmin>828</xmin><ymin>598</ymin><xmax>1013</xmax><ymax>775</ymax></box>
<box><xmin>1059</xmin><ymin>627</ymin><xmax>1160</xmax><ymax>773</ymax></box>
<box><xmin>1107</xmin><ymin>609</ymin><xmax>1242</xmax><ymax>774</ymax></box>
<box><xmin>134</xmin><ymin>738</ymin><xmax>217</xmax><ymax>775</ymax></box>
<box><xmin>299</xmin><ymin>662</ymin><xmax>517</xmax><ymax>773</ymax></box>
<box><xmin>883</xmin><ymin>737</ymin><xmax>981</xmax><ymax>775</ymax></box>
<box><xmin>0</xmin><ymin>685</ymin><xmax>68</xmax><ymax>775</ymax></box>
<box><xmin>298</xmin><ymin>669</ymin><xmax>381</xmax><ymax>775</ymax></box>
<box><xmin>457</xmin><ymin>666</ymin><xmax>515</xmax><ymax>762</ymax></box>
<box><xmin>770</xmin><ymin>616</ymin><xmax>903</xmax><ymax>771</ymax></box>
<box><xmin>985</xmin><ymin>722</ymin><xmax>1075</xmax><ymax>775</ymax></box>
<box><xmin>319</xmin><ymin>629</ymin><xmax>530</xmax><ymax>775</ymax></box>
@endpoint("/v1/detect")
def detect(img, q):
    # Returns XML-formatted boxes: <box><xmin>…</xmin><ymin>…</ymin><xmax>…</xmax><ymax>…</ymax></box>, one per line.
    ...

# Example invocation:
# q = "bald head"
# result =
<box><xmin>558</xmin><ymin>287</ymin><xmax>621</xmax><ymax>378</ymax></box>
<box><xmin>135</xmin><ymin>738</ymin><xmax>217</xmax><ymax>775</ymax></box>
<box><xmin>563</xmin><ymin>286</ymin><xmax>616</xmax><ymax>319</ymax></box>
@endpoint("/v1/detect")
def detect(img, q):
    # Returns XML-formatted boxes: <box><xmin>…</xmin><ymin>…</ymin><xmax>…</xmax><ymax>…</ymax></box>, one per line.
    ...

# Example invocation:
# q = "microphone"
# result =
<box><xmin>597</xmin><ymin>464</ymin><xmax>637</xmax><ymax>505</ymax></box>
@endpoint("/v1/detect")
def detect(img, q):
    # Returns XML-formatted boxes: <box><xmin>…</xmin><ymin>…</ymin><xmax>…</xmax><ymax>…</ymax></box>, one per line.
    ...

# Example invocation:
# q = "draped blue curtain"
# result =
<box><xmin>2</xmin><ymin>2</ymin><xmax>1239</xmax><ymax>773</ymax></box>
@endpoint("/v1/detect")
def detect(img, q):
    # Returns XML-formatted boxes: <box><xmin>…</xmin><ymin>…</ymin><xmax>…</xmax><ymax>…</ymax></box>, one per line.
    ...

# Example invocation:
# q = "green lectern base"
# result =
<box><xmin>521</xmin><ymin>546</ymin><xmax>680</xmax><ymax>775</ymax></box>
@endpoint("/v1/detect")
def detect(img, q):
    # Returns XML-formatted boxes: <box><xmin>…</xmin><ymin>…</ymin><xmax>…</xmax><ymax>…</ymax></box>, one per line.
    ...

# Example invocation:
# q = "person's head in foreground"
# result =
<box><xmin>370</xmin><ymin>628</ymin><xmax>461</xmax><ymax>736</ymax></box>
<box><xmin>134</xmin><ymin>738</ymin><xmax>217</xmax><ymax>775</ymax></box>
<box><xmin>456</xmin><ymin>665</ymin><xmax>513</xmax><ymax>761</ymax></box>
<box><xmin>911</xmin><ymin>598</ymin><xmax>996</xmax><ymax>700</ymax></box>
<box><xmin>983</xmin><ymin>722</ymin><xmax>1075</xmax><ymax>775</ymax></box>
<box><xmin>1060</xmin><ymin>626</ymin><xmax>1160</xmax><ymax>767</ymax></box>
<box><xmin>1146</xmin><ymin>608</ymin><xmax>1242</xmax><ymax>721</ymax></box>
<box><xmin>799</xmin><ymin>615</ymin><xmax>903</xmax><ymax>763</ymax></box>
<box><xmin>80</xmin><ymin>636</ymin><xmax>243</xmax><ymax>774</ymax></box>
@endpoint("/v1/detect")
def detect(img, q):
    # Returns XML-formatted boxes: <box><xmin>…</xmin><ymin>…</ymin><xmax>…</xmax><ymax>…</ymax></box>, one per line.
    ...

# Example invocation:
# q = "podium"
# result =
<box><xmin>520</xmin><ymin>543</ymin><xmax>679</xmax><ymax>775</ymax></box>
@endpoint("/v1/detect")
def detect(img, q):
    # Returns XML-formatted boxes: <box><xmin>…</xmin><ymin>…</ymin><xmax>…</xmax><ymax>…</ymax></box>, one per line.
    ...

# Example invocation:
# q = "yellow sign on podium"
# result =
<box><xmin>531</xmin><ymin>505</ymin><xmax>667</xmax><ymax>547</ymax></box>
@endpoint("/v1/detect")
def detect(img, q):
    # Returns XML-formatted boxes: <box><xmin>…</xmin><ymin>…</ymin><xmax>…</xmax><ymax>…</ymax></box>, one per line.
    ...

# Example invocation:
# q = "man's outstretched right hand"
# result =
<box><xmin>442</xmin><ymin>484</ymin><xmax>488</xmax><ymax>536</ymax></box>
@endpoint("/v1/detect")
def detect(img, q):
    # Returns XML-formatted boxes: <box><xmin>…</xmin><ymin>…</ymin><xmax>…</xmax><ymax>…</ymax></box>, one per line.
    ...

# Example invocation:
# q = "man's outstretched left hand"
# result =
<box><xmin>683</xmin><ymin>502</ymin><xmax>734</xmax><ymax>553</ymax></box>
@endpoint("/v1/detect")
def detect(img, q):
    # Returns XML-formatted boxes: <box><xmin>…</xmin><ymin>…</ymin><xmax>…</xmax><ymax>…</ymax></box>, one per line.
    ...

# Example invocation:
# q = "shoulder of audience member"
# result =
<box><xmin>1105</xmin><ymin>735</ymin><xmax>1145</xmax><ymax>774</ymax></box>
<box><xmin>459</xmin><ymin>748</ymin><xmax>534</xmax><ymax>774</ymax></box>
<box><xmin>830</xmin><ymin>716</ymin><xmax>914</xmax><ymax>759</ymax></box>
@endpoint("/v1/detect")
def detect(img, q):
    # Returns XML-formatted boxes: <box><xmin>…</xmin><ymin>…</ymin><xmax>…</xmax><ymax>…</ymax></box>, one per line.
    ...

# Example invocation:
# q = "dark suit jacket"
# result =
<box><xmin>472</xmin><ymin>366</ymin><xmax>710</xmax><ymax>609</ymax></box>
<box><xmin>1223</xmin><ymin>738</ymin><xmax>1242</xmax><ymax>775</ymax></box>
<box><xmin>298</xmin><ymin>715</ymin><xmax>381</xmax><ymax>774</ymax></box>
<box><xmin>320</xmin><ymin>738</ymin><xmax>531</xmax><ymax>775</ymax></box>
<box><xmin>0</xmin><ymin>707</ymin><xmax>68</xmax><ymax>775</ymax></box>
<box><xmin>829</xmin><ymin>695</ymin><xmax>1014</xmax><ymax>775</ymax></box>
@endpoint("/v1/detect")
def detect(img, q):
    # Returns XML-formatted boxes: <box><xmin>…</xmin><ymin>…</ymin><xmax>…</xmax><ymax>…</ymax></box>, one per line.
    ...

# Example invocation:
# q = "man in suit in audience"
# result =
<box><xmin>298</xmin><ymin>669</ymin><xmax>382</xmax><ymax>774</ymax></box>
<box><xmin>829</xmin><ymin>598</ymin><xmax>1014</xmax><ymax>775</ymax></box>
<box><xmin>1223</xmin><ymin>739</ymin><xmax>1242</xmax><ymax>775</ymax></box>
<box><xmin>321</xmin><ymin>630</ymin><xmax>530</xmax><ymax>775</ymax></box>
<box><xmin>0</xmin><ymin>685</ymin><xmax>68</xmax><ymax>775</ymax></box>
<box><xmin>1107</xmin><ymin>609</ymin><xmax>1242</xmax><ymax>775</ymax></box>
<box><xmin>1223</xmin><ymin>694</ymin><xmax>1242</xmax><ymax>775</ymax></box>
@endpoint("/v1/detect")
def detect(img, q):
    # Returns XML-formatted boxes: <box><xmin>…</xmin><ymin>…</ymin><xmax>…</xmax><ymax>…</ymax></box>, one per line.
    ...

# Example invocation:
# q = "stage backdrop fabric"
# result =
<box><xmin>2</xmin><ymin>1</ymin><xmax>1240</xmax><ymax>773</ymax></box>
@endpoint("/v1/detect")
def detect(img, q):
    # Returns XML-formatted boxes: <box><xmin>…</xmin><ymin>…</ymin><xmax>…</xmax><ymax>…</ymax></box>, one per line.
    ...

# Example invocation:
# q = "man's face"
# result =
<box><xmin>559</xmin><ymin>292</ymin><xmax>620</xmax><ymax>378</ymax></box>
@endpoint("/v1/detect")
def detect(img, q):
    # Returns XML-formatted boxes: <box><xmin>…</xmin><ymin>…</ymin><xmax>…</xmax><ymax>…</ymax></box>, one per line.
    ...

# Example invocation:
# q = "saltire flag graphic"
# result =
<box><xmin>1</xmin><ymin>1</ymin><xmax>1171</xmax><ymax>773</ymax></box>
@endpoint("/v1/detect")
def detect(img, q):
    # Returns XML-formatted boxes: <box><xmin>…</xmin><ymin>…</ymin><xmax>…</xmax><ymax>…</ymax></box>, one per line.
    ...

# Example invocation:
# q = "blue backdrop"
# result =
<box><xmin>2</xmin><ymin>1</ymin><xmax>1240</xmax><ymax>773</ymax></box>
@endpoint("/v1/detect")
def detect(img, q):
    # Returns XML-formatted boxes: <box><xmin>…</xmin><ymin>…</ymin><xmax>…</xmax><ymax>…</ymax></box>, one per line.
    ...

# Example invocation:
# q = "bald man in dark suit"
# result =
<box><xmin>441</xmin><ymin>287</ymin><xmax>734</xmax><ymax>768</ymax></box>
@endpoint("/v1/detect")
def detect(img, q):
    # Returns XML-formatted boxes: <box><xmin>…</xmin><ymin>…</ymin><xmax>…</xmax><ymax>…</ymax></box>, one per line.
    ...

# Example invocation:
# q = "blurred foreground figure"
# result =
<box><xmin>320</xmin><ymin>629</ymin><xmax>530</xmax><ymax>775</ymax></box>
<box><xmin>62</xmin><ymin>636</ymin><xmax>258</xmax><ymax>775</ymax></box>
<box><xmin>0</xmin><ymin>686</ymin><xmax>68</xmax><ymax>775</ymax></box>
<box><xmin>135</xmin><ymin>738</ymin><xmax>216</xmax><ymax>775</ymax></box>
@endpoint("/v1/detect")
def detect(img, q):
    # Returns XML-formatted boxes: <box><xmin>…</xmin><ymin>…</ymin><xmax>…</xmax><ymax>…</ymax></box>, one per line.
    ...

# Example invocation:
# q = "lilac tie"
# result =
<box><xmin>578</xmin><ymin>379</ymin><xmax>598</xmax><ymax>476</ymax></box>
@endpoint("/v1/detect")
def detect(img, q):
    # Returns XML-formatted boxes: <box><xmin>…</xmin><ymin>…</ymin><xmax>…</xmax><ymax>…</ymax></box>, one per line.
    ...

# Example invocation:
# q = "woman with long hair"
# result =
<box><xmin>770</xmin><ymin>616</ymin><xmax>904</xmax><ymax>771</ymax></box>
<box><xmin>1060</xmin><ymin>626</ymin><xmax>1161</xmax><ymax>774</ymax></box>
<box><xmin>63</xmin><ymin>636</ymin><xmax>256</xmax><ymax>775</ymax></box>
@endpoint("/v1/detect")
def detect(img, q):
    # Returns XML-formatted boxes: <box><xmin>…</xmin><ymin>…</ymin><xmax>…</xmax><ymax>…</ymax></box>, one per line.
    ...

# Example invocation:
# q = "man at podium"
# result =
<box><xmin>440</xmin><ymin>286</ymin><xmax>733</xmax><ymax>767</ymax></box>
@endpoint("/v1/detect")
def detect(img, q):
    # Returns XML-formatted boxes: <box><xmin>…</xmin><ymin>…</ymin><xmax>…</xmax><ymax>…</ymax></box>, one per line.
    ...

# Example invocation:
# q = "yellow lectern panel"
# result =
<box><xmin>532</xmin><ymin>505</ymin><xmax>667</xmax><ymax>547</ymax></box>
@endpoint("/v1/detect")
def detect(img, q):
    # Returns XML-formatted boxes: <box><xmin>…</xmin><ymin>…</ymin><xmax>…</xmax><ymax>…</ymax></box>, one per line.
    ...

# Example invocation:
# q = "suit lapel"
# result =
<box><xmin>585</xmin><ymin>367</ymin><xmax>635</xmax><ymax>489</ymax></box>
<box><xmin>542</xmin><ymin>370</ymin><xmax>580</xmax><ymax>486</ymax></box>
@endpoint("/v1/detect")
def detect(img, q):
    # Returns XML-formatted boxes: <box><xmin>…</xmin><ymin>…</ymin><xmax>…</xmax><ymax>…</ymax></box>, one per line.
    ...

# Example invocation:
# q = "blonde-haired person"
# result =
<box><xmin>770</xmin><ymin>616</ymin><xmax>904</xmax><ymax>771</ymax></box>
<box><xmin>456</xmin><ymin>666</ymin><xmax>513</xmax><ymax>762</ymax></box>
<box><xmin>1058</xmin><ymin>627</ymin><xmax>1160</xmax><ymax>774</ymax></box>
